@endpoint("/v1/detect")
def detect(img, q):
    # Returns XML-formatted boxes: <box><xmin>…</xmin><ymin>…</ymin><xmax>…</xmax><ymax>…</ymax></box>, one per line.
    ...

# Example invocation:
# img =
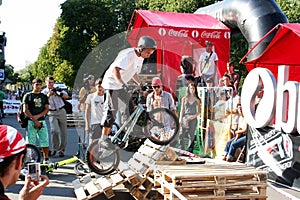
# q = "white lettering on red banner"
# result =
<box><xmin>168</xmin><ymin>29</ymin><xmax>188</xmax><ymax>37</ymax></box>
<box><xmin>201</xmin><ymin>31</ymin><xmax>221</xmax><ymax>39</ymax></box>
<box><xmin>158</xmin><ymin>28</ymin><xmax>167</xmax><ymax>36</ymax></box>
<box><xmin>241</xmin><ymin>65</ymin><xmax>299</xmax><ymax>134</ymax></box>
<box><xmin>191</xmin><ymin>30</ymin><xmax>199</xmax><ymax>38</ymax></box>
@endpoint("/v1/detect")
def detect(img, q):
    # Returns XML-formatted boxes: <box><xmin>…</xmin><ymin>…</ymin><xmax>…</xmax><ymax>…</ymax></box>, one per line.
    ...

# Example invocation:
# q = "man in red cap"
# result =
<box><xmin>0</xmin><ymin>125</ymin><xmax>49</xmax><ymax>200</ymax></box>
<box><xmin>146</xmin><ymin>77</ymin><xmax>177</xmax><ymax>115</ymax></box>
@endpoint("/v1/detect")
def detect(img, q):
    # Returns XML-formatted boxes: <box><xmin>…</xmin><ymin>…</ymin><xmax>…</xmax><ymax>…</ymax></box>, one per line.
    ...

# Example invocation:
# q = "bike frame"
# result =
<box><xmin>110</xmin><ymin>103</ymin><xmax>146</xmax><ymax>147</ymax></box>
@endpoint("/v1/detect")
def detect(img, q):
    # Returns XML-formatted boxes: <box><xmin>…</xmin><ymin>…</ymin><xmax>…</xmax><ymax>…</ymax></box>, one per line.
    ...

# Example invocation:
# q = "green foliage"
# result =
<box><xmin>16</xmin><ymin>0</ymin><xmax>299</xmax><ymax>90</ymax></box>
<box><xmin>276</xmin><ymin>0</ymin><xmax>300</xmax><ymax>23</ymax></box>
<box><xmin>136</xmin><ymin>0</ymin><xmax>215</xmax><ymax>12</ymax></box>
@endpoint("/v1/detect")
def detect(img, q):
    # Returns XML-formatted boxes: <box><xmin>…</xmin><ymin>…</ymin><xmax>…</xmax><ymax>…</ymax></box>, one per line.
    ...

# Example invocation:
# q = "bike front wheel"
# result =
<box><xmin>74</xmin><ymin>162</ymin><xmax>90</xmax><ymax>176</ymax></box>
<box><xmin>145</xmin><ymin>108</ymin><xmax>179</xmax><ymax>145</ymax></box>
<box><xmin>86</xmin><ymin>139</ymin><xmax>120</xmax><ymax>175</ymax></box>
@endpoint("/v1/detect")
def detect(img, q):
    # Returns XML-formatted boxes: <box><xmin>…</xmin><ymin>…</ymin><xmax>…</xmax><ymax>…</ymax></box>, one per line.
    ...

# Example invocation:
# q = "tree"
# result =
<box><xmin>276</xmin><ymin>0</ymin><xmax>300</xmax><ymax>23</ymax></box>
<box><xmin>136</xmin><ymin>0</ymin><xmax>215</xmax><ymax>12</ymax></box>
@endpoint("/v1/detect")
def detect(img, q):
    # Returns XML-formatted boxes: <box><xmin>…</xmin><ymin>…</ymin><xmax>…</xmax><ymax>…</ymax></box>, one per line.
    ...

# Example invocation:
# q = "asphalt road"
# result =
<box><xmin>2</xmin><ymin>114</ymin><xmax>300</xmax><ymax>200</ymax></box>
<box><xmin>2</xmin><ymin>114</ymin><xmax>135</xmax><ymax>200</ymax></box>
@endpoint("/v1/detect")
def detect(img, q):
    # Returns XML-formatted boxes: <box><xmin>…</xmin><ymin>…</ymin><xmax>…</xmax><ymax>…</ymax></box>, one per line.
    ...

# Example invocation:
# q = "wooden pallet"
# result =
<box><xmin>154</xmin><ymin>164</ymin><xmax>268</xmax><ymax>200</ymax></box>
<box><xmin>72</xmin><ymin>172</ymin><xmax>131</xmax><ymax>200</ymax></box>
<box><xmin>72</xmin><ymin>140</ymin><xmax>184</xmax><ymax>200</ymax></box>
<box><xmin>72</xmin><ymin>139</ymin><xmax>267</xmax><ymax>200</ymax></box>
<box><xmin>67</xmin><ymin>113</ymin><xmax>84</xmax><ymax>127</ymax></box>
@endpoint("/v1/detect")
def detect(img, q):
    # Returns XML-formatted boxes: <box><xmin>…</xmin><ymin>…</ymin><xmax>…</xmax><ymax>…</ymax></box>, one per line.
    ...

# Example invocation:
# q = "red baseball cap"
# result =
<box><xmin>152</xmin><ymin>77</ymin><xmax>162</xmax><ymax>86</ymax></box>
<box><xmin>0</xmin><ymin>125</ymin><xmax>26</xmax><ymax>162</ymax></box>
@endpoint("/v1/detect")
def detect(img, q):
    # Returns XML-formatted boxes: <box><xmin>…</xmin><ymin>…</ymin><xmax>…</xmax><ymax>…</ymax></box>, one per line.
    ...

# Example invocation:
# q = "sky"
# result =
<box><xmin>0</xmin><ymin>0</ymin><xmax>66</xmax><ymax>71</ymax></box>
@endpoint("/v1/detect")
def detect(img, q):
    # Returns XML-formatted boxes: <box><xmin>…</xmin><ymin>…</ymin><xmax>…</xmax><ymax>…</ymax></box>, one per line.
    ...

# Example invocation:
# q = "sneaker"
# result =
<box><xmin>43</xmin><ymin>159</ymin><xmax>50</xmax><ymax>164</ymax></box>
<box><xmin>59</xmin><ymin>151</ymin><xmax>65</xmax><ymax>157</ymax></box>
<box><xmin>49</xmin><ymin>150</ymin><xmax>57</xmax><ymax>157</ymax></box>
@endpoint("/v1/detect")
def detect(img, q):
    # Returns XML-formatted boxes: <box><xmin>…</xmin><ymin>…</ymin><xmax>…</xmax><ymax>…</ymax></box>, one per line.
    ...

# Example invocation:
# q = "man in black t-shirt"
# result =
<box><xmin>23</xmin><ymin>78</ymin><xmax>50</xmax><ymax>163</ymax></box>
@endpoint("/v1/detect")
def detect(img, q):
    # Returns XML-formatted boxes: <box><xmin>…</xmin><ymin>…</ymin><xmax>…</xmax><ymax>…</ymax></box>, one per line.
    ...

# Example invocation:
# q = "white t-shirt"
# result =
<box><xmin>85</xmin><ymin>93</ymin><xmax>106</xmax><ymax>125</ymax></box>
<box><xmin>225</xmin><ymin>95</ymin><xmax>241</xmax><ymax>125</ymax></box>
<box><xmin>102</xmin><ymin>48</ymin><xmax>144</xmax><ymax>90</ymax></box>
<box><xmin>198</xmin><ymin>51</ymin><xmax>218</xmax><ymax>76</ymax></box>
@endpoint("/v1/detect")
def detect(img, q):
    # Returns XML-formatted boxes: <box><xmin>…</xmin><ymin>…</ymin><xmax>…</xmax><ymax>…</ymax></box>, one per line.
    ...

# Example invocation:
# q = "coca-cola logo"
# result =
<box><xmin>201</xmin><ymin>31</ymin><xmax>221</xmax><ymax>39</ymax></box>
<box><xmin>168</xmin><ymin>29</ymin><xmax>188</xmax><ymax>37</ymax></box>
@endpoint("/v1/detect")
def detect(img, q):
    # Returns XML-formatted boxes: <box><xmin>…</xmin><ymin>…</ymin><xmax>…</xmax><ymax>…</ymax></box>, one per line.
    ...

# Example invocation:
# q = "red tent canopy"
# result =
<box><xmin>127</xmin><ymin>10</ymin><xmax>230</xmax><ymax>96</ymax></box>
<box><xmin>243</xmin><ymin>23</ymin><xmax>300</xmax><ymax>81</ymax></box>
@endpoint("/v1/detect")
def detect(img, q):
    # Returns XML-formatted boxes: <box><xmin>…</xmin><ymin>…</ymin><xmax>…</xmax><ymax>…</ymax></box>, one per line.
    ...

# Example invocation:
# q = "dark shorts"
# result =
<box><xmin>90</xmin><ymin>124</ymin><xmax>102</xmax><ymax>139</ymax></box>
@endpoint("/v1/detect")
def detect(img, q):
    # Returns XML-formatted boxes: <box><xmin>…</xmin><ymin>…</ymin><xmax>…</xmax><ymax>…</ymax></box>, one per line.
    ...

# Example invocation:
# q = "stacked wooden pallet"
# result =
<box><xmin>154</xmin><ymin>163</ymin><xmax>268</xmax><ymax>200</ymax></box>
<box><xmin>67</xmin><ymin>113</ymin><xmax>84</xmax><ymax>127</ymax></box>
<box><xmin>71</xmin><ymin>139</ymin><xmax>183</xmax><ymax>200</ymax></box>
<box><xmin>72</xmin><ymin>139</ymin><xmax>268</xmax><ymax>200</ymax></box>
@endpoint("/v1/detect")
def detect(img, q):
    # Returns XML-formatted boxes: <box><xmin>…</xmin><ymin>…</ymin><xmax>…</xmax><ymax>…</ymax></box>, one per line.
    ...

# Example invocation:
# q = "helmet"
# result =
<box><xmin>137</xmin><ymin>36</ymin><xmax>157</xmax><ymax>49</ymax></box>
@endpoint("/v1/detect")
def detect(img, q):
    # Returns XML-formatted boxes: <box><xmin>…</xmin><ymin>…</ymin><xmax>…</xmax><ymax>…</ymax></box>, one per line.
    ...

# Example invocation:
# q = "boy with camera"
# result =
<box><xmin>0</xmin><ymin>125</ymin><xmax>49</xmax><ymax>200</ymax></box>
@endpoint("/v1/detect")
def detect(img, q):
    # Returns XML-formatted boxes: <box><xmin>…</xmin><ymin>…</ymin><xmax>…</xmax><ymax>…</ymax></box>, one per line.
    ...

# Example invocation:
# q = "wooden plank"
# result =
<box><xmin>110</xmin><ymin>173</ymin><xmax>126</xmax><ymax>185</ymax></box>
<box><xmin>72</xmin><ymin>179</ymin><xmax>88</xmax><ymax>200</ymax></box>
<box><xmin>96</xmin><ymin>177</ymin><xmax>115</xmax><ymax>199</ymax></box>
<box><xmin>82</xmin><ymin>175</ymin><xmax>101</xmax><ymax>198</ymax></box>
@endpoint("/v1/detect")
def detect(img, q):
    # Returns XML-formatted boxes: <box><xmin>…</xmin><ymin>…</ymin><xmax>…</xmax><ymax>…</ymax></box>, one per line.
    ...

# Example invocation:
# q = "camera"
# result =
<box><xmin>27</xmin><ymin>163</ymin><xmax>41</xmax><ymax>182</ymax></box>
<box><xmin>51</xmin><ymin>87</ymin><xmax>63</xmax><ymax>96</ymax></box>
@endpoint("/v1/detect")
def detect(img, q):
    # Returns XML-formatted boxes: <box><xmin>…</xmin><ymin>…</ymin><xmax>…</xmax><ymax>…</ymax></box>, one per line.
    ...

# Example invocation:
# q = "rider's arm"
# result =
<box><xmin>112</xmin><ymin>67</ymin><xmax>126</xmax><ymax>86</ymax></box>
<box><xmin>132</xmin><ymin>73</ymin><xmax>141</xmax><ymax>85</ymax></box>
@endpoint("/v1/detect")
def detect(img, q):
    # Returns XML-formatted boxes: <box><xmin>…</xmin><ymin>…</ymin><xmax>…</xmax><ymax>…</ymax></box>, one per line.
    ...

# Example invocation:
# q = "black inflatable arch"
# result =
<box><xmin>195</xmin><ymin>0</ymin><xmax>288</xmax><ymax>61</ymax></box>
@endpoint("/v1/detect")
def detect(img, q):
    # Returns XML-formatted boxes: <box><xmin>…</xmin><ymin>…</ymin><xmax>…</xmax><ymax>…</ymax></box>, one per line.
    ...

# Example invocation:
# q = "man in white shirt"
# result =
<box><xmin>196</xmin><ymin>41</ymin><xmax>218</xmax><ymax>86</ymax></box>
<box><xmin>102</xmin><ymin>36</ymin><xmax>156</xmax><ymax>134</ymax></box>
<box><xmin>42</xmin><ymin>76</ymin><xmax>69</xmax><ymax>158</ymax></box>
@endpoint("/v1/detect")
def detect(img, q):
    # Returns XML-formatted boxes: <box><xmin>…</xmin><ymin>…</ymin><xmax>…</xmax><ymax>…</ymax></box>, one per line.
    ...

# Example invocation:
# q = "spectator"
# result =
<box><xmin>178</xmin><ymin>83</ymin><xmax>201</xmax><ymax>152</ymax></box>
<box><xmin>225</xmin><ymin>85</ymin><xmax>241</xmax><ymax>135</ymax></box>
<box><xmin>213</xmin><ymin>91</ymin><xmax>227</xmax><ymax>122</ymax></box>
<box><xmin>0</xmin><ymin>125</ymin><xmax>49</xmax><ymax>200</ymax></box>
<box><xmin>79</xmin><ymin>75</ymin><xmax>96</xmax><ymax>114</ymax></box>
<box><xmin>205</xmin><ymin>77</ymin><xmax>216</xmax><ymax>120</ymax></box>
<box><xmin>0</xmin><ymin>87</ymin><xmax>5</xmax><ymax>118</ymax></box>
<box><xmin>10</xmin><ymin>92</ymin><xmax>17</xmax><ymax>100</ymax></box>
<box><xmin>146</xmin><ymin>77</ymin><xmax>177</xmax><ymax>115</ymax></box>
<box><xmin>102</xmin><ymin>36</ymin><xmax>156</xmax><ymax>135</ymax></box>
<box><xmin>196</xmin><ymin>41</ymin><xmax>218</xmax><ymax>86</ymax></box>
<box><xmin>79</xmin><ymin>74</ymin><xmax>96</xmax><ymax>145</ymax></box>
<box><xmin>85</xmin><ymin>78</ymin><xmax>106</xmax><ymax>144</ymax></box>
<box><xmin>23</xmin><ymin>78</ymin><xmax>50</xmax><ymax>163</ymax></box>
<box><xmin>16</xmin><ymin>88</ymin><xmax>24</xmax><ymax>100</ymax></box>
<box><xmin>42</xmin><ymin>76</ymin><xmax>69</xmax><ymax>158</ymax></box>
<box><xmin>222</xmin><ymin>74</ymin><xmax>232</xmax><ymax>87</ymax></box>
<box><xmin>223</xmin><ymin>104</ymin><xmax>247</xmax><ymax>162</ymax></box>
<box><xmin>178</xmin><ymin>56</ymin><xmax>195</xmax><ymax>87</ymax></box>
<box><xmin>224</xmin><ymin>61</ymin><xmax>240</xmax><ymax>91</ymax></box>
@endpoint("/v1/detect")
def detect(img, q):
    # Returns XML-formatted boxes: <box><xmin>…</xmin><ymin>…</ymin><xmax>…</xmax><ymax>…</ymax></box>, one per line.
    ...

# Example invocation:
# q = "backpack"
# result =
<box><xmin>17</xmin><ymin>93</ymin><xmax>31</xmax><ymax>128</ymax></box>
<box><xmin>63</xmin><ymin>99</ymin><xmax>73</xmax><ymax>114</ymax></box>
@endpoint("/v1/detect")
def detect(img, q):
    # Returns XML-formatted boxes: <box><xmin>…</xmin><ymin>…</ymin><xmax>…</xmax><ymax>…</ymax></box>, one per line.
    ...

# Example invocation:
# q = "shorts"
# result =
<box><xmin>26</xmin><ymin>120</ymin><xmax>49</xmax><ymax>147</ymax></box>
<box><xmin>90</xmin><ymin>124</ymin><xmax>102</xmax><ymax>139</ymax></box>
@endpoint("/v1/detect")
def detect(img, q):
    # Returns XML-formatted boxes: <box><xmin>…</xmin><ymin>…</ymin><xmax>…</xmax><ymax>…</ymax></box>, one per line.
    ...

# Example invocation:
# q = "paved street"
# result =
<box><xmin>2</xmin><ymin>114</ymin><xmax>135</xmax><ymax>200</ymax></box>
<box><xmin>2</xmin><ymin>114</ymin><xmax>300</xmax><ymax>200</ymax></box>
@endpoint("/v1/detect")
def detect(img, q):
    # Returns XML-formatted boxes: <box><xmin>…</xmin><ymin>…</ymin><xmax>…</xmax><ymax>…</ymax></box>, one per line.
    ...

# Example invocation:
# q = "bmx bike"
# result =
<box><xmin>86</xmin><ymin>94</ymin><xmax>179</xmax><ymax>175</ymax></box>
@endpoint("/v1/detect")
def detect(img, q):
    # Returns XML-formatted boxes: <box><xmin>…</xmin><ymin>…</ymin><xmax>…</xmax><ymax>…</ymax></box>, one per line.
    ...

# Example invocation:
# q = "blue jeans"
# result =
<box><xmin>224</xmin><ymin>135</ymin><xmax>246</xmax><ymax>159</ymax></box>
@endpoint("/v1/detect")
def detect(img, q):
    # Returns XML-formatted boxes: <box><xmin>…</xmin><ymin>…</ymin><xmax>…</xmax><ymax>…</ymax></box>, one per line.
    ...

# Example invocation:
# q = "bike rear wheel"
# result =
<box><xmin>86</xmin><ymin>139</ymin><xmax>120</xmax><ymax>175</ymax></box>
<box><xmin>25</xmin><ymin>144</ymin><xmax>41</xmax><ymax>164</ymax></box>
<box><xmin>145</xmin><ymin>108</ymin><xmax>179</xmax><ymax>145</ymax></box>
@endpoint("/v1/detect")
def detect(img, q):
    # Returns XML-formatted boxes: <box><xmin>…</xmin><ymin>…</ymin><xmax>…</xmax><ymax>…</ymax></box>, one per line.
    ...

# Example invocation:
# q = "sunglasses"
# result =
<box><xmin>152</xmin><ymin>85</ymin><xmax>160</xmax><ymax>89</ymax></box>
